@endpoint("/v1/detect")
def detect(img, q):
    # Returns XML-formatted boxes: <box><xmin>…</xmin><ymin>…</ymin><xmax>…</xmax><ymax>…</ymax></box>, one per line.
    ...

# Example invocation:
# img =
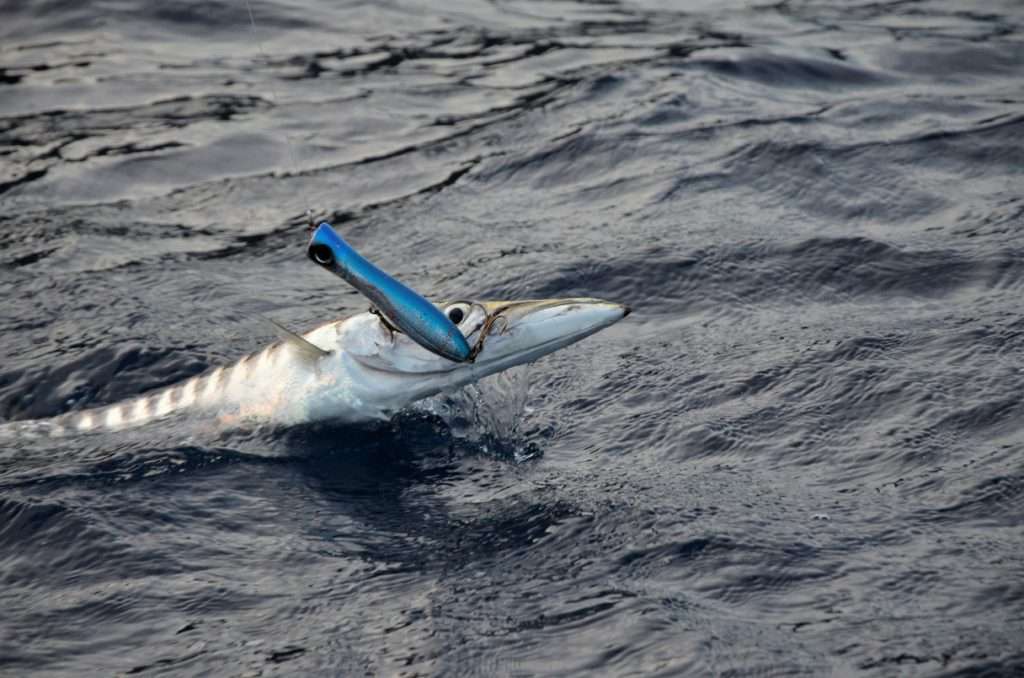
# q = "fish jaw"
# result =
<box><xmin>466</xmin><ymin>298</ymin><xmax>631</xmax><ymax>372</ymax></box>
<box><xmin>338</xmin><ymin>298</ymin><xmax>630</xmax><ymax>419</ymax></box>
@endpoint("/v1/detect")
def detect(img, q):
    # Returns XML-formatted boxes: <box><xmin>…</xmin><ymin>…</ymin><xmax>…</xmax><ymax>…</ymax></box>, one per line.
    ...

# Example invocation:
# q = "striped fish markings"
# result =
<box><xmin>13</xmin><ymin>298</ymin><xmax>629</xmax><ymax>436</ymax></box>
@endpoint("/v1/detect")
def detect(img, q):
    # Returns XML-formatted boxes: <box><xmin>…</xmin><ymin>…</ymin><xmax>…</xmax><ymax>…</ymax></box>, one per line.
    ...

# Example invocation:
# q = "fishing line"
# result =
<box><xmin>242</xmin><ymin>0</ymin><xmax>314</xmax><ymax>227</ymax></box>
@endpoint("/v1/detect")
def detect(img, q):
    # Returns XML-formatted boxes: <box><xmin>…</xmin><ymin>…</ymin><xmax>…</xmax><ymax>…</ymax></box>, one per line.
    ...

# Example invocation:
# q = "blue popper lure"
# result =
<box><xmin>307</xmin><ymin>223</ymin><xmax>473</xmax><ymax>363</ymax></box>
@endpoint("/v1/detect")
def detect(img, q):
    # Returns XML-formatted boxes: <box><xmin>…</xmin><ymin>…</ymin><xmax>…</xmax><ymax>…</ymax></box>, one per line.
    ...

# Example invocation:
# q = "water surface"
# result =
<box><xmin>1</xmin><ymin>0</ymin><xmax>1023</xmax><ymax>675</ymax></box>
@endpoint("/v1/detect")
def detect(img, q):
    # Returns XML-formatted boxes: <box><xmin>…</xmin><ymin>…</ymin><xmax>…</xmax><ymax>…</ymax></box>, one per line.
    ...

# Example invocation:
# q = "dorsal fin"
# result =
<box><xmin>261</xmin><ymin>316</ymin><xmax>330</xmax><ymax>366</ymax></box>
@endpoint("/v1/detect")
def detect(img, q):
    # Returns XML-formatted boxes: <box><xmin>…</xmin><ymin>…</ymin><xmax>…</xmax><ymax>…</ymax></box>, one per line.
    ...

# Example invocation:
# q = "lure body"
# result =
<box><xmin>307</xmin><ymin>223</ymin><xmax>473</xmax><ymax>362</ymax></box>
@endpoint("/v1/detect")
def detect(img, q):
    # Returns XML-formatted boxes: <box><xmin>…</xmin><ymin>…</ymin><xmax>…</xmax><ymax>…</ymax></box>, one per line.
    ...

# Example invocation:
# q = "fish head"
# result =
<box><xmin>333</xmin><ymin>298</ymin><xmax>630</xmax><ymax>417</ymax></box>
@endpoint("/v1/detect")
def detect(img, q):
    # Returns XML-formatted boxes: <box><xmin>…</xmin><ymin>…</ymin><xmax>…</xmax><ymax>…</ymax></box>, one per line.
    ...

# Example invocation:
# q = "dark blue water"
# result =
<box><xmin>2</xmin><ymin>0</ymin><xmax>1023</xmax><ymax>675</ymax></box>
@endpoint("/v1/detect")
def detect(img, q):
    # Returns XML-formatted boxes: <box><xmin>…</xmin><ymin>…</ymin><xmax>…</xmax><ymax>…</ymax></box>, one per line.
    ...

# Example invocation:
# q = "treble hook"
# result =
<box><xmin>468</xmin><ymin>304</ymin><xmax>510</xmax><ymax>361</ymax></box>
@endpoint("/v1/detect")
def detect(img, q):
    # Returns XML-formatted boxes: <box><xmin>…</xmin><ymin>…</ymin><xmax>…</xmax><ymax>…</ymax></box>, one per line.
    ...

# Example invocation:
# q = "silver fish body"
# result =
<box><xmin>6</xmin><ymin>298</ymin><xmax>629</xmax><ymax>436</ymax></box>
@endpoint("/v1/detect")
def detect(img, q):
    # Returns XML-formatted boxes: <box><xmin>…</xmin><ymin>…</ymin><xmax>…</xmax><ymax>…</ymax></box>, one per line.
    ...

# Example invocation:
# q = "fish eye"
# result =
<box><xmin>309</xmin><ymin>244</ymin><xmax>334</xmax><ymax>266</ymax></box>
<box><xmin>446</xmin><ymin>303</ymin><xmax>469</xmax><ymax>325</ymax></box>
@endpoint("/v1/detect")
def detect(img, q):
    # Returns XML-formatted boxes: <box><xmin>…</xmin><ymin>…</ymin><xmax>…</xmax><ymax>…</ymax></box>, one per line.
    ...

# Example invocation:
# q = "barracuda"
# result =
<box><xmin>19</xmin><ymin>298</ymin><xmax>629</xmax><ymax>436</ymax></box>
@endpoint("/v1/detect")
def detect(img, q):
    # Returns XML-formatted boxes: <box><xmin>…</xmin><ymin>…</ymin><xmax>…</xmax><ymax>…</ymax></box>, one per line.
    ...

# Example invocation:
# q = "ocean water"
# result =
<box><xmin>1</xmin><ymin>0</ymin><xmax>1023</xmax><ymax>675</ymax></box>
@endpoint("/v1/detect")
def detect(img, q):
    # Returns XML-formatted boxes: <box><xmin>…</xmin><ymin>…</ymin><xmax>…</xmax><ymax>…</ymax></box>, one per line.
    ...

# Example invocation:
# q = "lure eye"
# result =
<box><xmin>309</xmin><ymin>244</ymin><xmax>334</xmax><ymax>266</ymax></box>
<box><xmin>445</xmin><ymin>303</ymin><xmax>469</xmax><ymax>325</ymax></box>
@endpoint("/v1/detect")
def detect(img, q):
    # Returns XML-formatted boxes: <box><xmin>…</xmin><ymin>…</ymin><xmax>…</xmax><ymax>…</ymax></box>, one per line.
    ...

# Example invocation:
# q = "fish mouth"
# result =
<box><xmin>348</xmin><ymin>297</ymin><xmax>630</xmax><ymax>379</ymax></box>
<box><xmin>470</xmin><ymin>297</ymin><xmax>630</xmax><ymax>369</ymax></box>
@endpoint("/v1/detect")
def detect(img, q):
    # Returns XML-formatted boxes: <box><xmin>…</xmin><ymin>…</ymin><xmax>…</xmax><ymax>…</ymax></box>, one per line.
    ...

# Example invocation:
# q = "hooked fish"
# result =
<box><xmin>8</xmin><ymin>298</ymin><xmax>629</xmax><ymax>436</ymax></box>
<box><xmin>308</xmin><ymin>223</ymin><xmax>473</xmax><ymax>362</ymax></box>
